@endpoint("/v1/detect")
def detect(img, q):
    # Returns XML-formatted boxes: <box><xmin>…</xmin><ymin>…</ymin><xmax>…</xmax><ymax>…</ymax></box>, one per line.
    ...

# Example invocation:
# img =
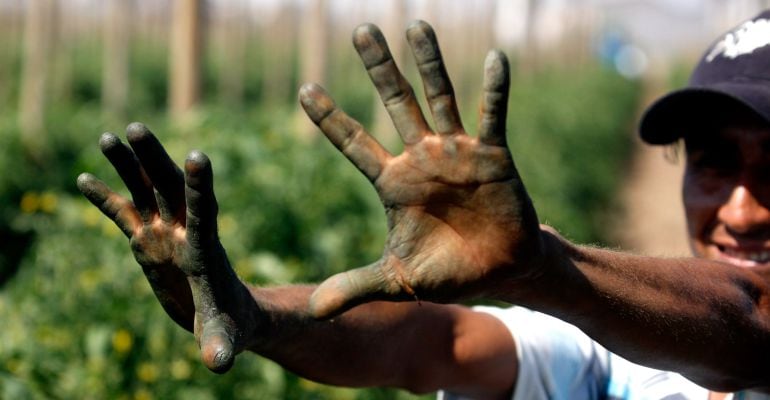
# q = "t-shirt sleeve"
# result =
<box><xmin>439</xmin><ymin>306</ymin><xmax>722</xmax><ymax>400</ymax></box>
<box><xmin>472</xmin><ymin>307</ymin><xmax>717</xmax><ymax>400</ymax></box>
<box><xmin>439</xmin><ymin>306</ymin><xmax>613</xmax><ymax>400</ymax></box>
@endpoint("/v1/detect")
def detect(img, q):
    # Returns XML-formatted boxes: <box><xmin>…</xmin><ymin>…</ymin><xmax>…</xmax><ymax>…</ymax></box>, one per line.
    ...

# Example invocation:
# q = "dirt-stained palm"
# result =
<box><xmin>301</xmin><ymin>21</ymin><xmax>544</xmax><ymax>319</ymax></box>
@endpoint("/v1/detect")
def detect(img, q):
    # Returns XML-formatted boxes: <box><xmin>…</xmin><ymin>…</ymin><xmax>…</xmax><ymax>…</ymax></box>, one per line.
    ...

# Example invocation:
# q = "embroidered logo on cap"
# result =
<box><xmin>706</xmin><ymin>18</ymin><xmax>770</xmax><ymax>62</ymax></box>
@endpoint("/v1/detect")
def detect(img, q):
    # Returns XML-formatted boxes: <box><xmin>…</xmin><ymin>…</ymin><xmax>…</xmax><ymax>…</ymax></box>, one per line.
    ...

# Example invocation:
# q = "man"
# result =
<box><xmin>77</xmin><ymin>13</ymin><xmax>770</xmax><ymax>399</ymax></box>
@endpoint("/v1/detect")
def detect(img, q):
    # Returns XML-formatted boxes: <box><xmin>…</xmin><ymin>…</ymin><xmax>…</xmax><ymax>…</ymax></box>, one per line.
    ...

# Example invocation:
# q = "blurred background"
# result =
<box><xmin>0</xmin><ymin>0</ymin><xmax>767</xmax><ymax>399</ymax></box>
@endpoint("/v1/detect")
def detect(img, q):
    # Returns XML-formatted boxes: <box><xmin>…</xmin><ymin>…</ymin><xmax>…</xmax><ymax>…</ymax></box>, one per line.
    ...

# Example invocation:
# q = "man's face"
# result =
<box><xmin>683</xmin><ymin>112</ymin><xmax>770</xmax><ymax>267</ymax></box>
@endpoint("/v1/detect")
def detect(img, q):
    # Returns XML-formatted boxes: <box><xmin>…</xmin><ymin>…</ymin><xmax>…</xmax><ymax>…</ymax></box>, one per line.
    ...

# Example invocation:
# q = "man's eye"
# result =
<box><xmin>690</xmin><ymin>152</ymin><xmax>738</xmax><ymax>173</ymax></box>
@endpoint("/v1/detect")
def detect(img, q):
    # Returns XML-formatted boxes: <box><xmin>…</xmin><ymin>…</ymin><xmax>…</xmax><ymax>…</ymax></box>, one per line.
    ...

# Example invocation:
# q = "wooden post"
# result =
<box><xmin>215</xmin><ymin>2</ymin><xmax>247</xmax><ymax>107</ymax></box>
<box><xmin>18</xmin><ymin>0</ymin><xmax>56</xmax><ymax>154</ymax></box>
<box><xmin>169</xmin><ymin>0</ymin><xmax>204</xmax><ymax>121</ymax></box>
<box><xmin>103</xmin><ymin>0</ymin><xmax>134</xmax><ymax>119</ymax></box>
<box><xmin>0</xmin><ymin>1</ymin><xmax>23</xmax><ymax>109</ymax></box>
<box><xmin>295</xmin><ymin>0</ymin><xmax>329</xmax><ymax>139</ymax></box>
<box><xmin>261</xmin><ymin>2</ymin><xmax>298</xmax><ymax>107</ymax></box>
<box><xmin>299</xmin><ymin>0</ymin><xmax>328</xmax><ymax>86</ymax></box>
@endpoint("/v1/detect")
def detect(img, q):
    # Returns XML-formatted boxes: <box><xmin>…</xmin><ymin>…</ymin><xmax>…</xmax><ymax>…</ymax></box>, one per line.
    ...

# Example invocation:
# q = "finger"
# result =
<box><xmin>406</xmin><ymin>20</ymin><xmax>463</xmax><ymax>135</ymax></box>
<box><xmin>309</xmin><ymin>261</ymin><xmax>412</xmax><ymax>320</ymax></box>
<box><xmin>299</xmin><ymin>83</ymin><xmax>392</xmax><ymax>182</ymax></box>
<box><xmin>477</xmin><ymin>50</ymin><xmax>511</xmax><ymax>147</ymax></box>
<box><xmin>352</xmin><ymin>23</ymin><xmax>430</xmax><ymax>144</ymax></box>
<box><xmin>99</xmin><ymin>132</ymin><xmax>159</xmax><ymax>222</ymax></box>
<box><xmin>185</xmin><ymin>151</ymin><xmax>218</xmax><ymax>248</ymax></box>
<box><xmin>125</xmin><ymin>122</ymin><xmax>186</xmax><ymax>223</ymax></box>
<box><xmin>76</xmin><ymin>173</ymin><xmax>141</xmax><ymax>238</ymax></box>
<box><xmin>200</xmin><ymin>317</ymin><xmax>235</xmax><ymax>373</ymax></box>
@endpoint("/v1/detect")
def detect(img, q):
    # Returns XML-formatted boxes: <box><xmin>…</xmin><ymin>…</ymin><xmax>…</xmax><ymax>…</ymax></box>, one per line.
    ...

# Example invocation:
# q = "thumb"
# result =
<box><xmin>199</xmin><ymin>317</ymin><xmax>235</xmax><ymax>374</ymax></box>
<box><xmin>309</xmin><ymin>260</ymin><xmax>411</xmax><ymax>319</ymax></box>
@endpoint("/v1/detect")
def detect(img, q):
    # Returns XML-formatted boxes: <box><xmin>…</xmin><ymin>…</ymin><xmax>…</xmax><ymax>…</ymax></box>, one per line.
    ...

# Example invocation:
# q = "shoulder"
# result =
<box><xmin>474</xmin><ymin>306</ymin><xmax>613</xmax><ymax>400</ymax></box>
<box><xmin>473</xmin><ymin>305</ymin><xmax>601</xmax><ymax>360</ymax></box>
<box><xmin>471</xmin><ymin>306</ymin><xmax>733</xmax><ymax>400</ymax></box>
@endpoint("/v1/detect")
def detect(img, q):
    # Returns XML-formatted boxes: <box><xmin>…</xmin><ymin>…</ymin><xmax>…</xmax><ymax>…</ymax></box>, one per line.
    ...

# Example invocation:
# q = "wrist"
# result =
<box><xmin>216</xmin><ymin>252</ymin><xmax>267</xmax><ymax>353</ymax></box>
<box><xmin>189</xmin><ymin>248</ymin><xmax>265</xmax><ymax>354</ymax></box>
<box><xmin>510</xmin><ymin>228</ymin><xmax>605</xmax><ymax>325</ymax></box>
<box><xmin>236</xmin><ymin>281</ymin><xmax>265</xmax><ymax>351</ymax></box>
<box><xmin>244</xmin><ymin>285</ymin><xmax>316</xmax><ymax>355</ymax></box>
<box><xmin>493</xmin><ymin>224</ymin><xmax>576</xmax><ymax>304</ymax></box>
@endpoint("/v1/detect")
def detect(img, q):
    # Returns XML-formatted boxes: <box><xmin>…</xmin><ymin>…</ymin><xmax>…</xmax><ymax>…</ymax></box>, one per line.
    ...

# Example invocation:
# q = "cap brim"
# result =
<box><xmin>639</xmin><ymin>82</ymin><xmax>770</xmax><ymax>145</ymax></box>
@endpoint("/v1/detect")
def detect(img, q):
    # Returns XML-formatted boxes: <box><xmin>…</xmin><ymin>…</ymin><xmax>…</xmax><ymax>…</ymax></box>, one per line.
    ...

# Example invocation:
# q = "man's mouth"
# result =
<box><xmin>716</xmin><ymin>245</ymin><xmax>770</xmax><ymax>267</ymax></box>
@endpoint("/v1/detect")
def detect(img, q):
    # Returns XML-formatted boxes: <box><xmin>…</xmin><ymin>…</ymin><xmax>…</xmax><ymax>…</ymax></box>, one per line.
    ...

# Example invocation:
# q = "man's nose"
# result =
<box><xmin>717</xmin><ymin>185</ymin><xmax>770</xmax><ymax>234</ymax></box>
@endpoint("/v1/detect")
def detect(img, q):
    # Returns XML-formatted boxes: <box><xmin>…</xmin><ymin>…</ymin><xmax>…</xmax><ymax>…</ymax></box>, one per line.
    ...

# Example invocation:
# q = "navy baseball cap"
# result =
<box><xmin>640</xmin><ymin>10</ymin><xmax>770</xmax><ymax>144</ymax></box>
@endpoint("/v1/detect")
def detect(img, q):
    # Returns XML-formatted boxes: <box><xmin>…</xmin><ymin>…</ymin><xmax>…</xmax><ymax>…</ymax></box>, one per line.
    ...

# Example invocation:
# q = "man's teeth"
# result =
<box><xmin>722</xmin><ymin>248</ymin><xmax>770</xmax><ymax>263</ymax></box>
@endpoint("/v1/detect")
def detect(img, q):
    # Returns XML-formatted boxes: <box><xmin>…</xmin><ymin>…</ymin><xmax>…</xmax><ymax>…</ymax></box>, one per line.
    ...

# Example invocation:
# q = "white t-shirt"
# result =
<box><xmin>440</xmin><ymin>306</ymin><xmax>766</xmax><ymax>400</ymax></box>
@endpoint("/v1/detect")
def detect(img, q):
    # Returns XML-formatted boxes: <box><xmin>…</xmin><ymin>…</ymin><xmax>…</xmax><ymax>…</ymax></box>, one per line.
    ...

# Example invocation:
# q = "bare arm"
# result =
<box><xmin>515</xmin><ymin>233</ymin><xmax>770</xmax><ymax>391</ymax></box>
<box><xmin>251</xmin><ymin>287</ymin><xmax>516</xmax><ymax>398</ymax></box>
<box><xmin>77</xmin><ymin>123</ymin><xmax>517</xmax><ymax>398</ymax></box>
<box><xmin>301</xmin><ymin>21</ymin><xmax>770</xmax><ymax>391</ymax></box>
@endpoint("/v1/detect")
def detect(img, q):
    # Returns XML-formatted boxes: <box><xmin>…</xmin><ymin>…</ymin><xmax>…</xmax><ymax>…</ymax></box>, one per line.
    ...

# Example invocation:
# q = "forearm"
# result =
<box><xmin>247</xmin><ymin>285</ymin><xmax>515</xmax><ymax>396</ymax></box>
<box><xmin>507</xmin><ymin>229</ymin><xmax>770</xmax><ymax>390</ymax></box>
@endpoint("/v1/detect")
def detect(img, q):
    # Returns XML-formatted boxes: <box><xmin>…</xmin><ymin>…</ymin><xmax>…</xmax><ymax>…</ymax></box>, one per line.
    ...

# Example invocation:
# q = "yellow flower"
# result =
<box><xmin>82</xmin><ymin>206</ymin><xmax>102</xmax><ymax>227</ymax></box>
<box><xmin>20</xmin><ymin>192</ymin><xmax>39</xmax><ymax>213</ymax></box>
<box><xmin>134</xmin><ymin>388</ymin><xmax>152</xmax><ymax>400</ymax></box>
<box><xmin>39</xmin><ymin>191</ymin><xmax>58</xmax><ymax>213</ymax></box>
<box><xmin>102</xmin><ymin>219</ymin><xmax>121</xmax><ymax>237</ymax></box>
<box><xmin>112</xmin><ymin>329</ymin><xmax>133</xmax><ymax>354</ymax></box>
<box><xmin>235</xmin><ymin>258</ymin><xmax>253</xmax><ymax>281</ymax></box>
<box><xmin>299</xmin><ymin>377</ymin><xmax>323</xmax><ymax>390</ymax></box>
<box><xmin>137</xmin><ymin>362</ymin><xmax>159</xmax><ymax>383</ymax></box>
<box><xmin>5</xmin><ymin>359</ymin><xmax>20</xmax><ymax>374</ymax></box>
<box><xmin>79</xmin><ymin>270</ymin><xmax>101</xmax><ymax>293</ymax></box>
<box><xmin>170</xmin><ymin>359</ymin><xmax>191</xmax><ymax>380</ymax></box>
<box><xmin>219</xmin><ymin>213</ymin><xmax>237</xmax><ymax>236</ymax></box>
<box><xmin>185</xmin><ymin>341</ymin><xmax>200</xmax><ymax>359</ymax></box>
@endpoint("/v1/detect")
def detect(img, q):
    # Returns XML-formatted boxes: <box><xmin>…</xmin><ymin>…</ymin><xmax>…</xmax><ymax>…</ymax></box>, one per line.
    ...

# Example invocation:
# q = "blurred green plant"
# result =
<box><xmin>507</xmin><ymin>66</ymin><xmax>640</xmax><ymax>245</ymax></box>
<box><xmin>0</xmin><ymin>37</ymin><xmax>640</xmax><ymax>399</ymax></box>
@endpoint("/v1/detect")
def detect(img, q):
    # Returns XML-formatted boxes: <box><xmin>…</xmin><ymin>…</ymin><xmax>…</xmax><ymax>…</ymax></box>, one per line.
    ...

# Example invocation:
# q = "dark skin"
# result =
<box><xmin>77</xmin><ymin>126</ymin><xmax>259</xmax><ymax>373</ymax></box>
<box><xmin>79</xmin><ymin>20</ymin><xmax>770</xmax><ymax>394</ymax></box>
<box><xmin>77</xmin><ymin>21</ymin><xmax>521</xmax><ymax>397</ymax></box>
<box><xmin>77</xmin><ymin>130</ymin><xmax>518</xmax><ymax>397</ymax></box>
<box><xmin>299</xmin><ymin>22</ymin><xmax>543</xmax><ymax>317</ymax></box>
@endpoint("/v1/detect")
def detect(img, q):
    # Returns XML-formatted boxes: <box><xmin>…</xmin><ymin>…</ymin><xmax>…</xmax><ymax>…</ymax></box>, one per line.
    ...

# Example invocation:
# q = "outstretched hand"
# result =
<box><xmin>301</xmin><ymin>21</ymin><xmax>545</xmax><ymax>319</ymax></box>
<box><xmin>77</xmin><ymin>124</ymin><xmax>258</xmax><ymax>373</ymax></box>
